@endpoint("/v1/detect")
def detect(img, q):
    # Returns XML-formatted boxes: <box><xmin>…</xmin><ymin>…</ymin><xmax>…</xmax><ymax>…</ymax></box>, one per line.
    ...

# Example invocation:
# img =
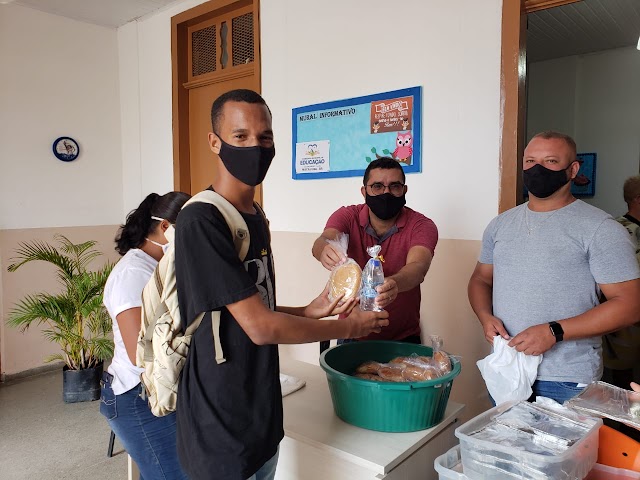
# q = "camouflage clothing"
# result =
<box><xmin>616</xmin><ymin>214</ymin><xmax>640</xmax><ymax>263</ymax></box>
<box><xmin>603</xmin><ymin>214</ymin><xmax>640</xmax><ymax>370</ymax></box>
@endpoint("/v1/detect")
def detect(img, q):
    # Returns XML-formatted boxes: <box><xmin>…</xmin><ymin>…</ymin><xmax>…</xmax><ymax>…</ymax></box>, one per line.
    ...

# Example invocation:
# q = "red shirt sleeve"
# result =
<box><xmin>409</xmin><ymin>214</ymin><xmax>438</xmax><ymax>256</ymax></box>
<box><xmin>325</xmin><ymin>205</ymin><xmax>359</xmax><ymax>232</ymax></box>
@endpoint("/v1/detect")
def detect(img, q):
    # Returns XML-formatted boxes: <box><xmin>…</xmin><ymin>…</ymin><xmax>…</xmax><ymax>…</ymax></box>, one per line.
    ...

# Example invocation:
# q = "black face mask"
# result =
<box><xmin>366</xmin><ymin>193</ymin><xmax>406</xmax><ymax>220</ymax></box>
<box><xmin>216</xmin><ymin>136</ymin><xmax>275</xmax><ymax>187</ymax></box>
<box><xmin>523</xmin><ymin>163</ymin><xmax>573</xmax><ymax>199</ymax></box>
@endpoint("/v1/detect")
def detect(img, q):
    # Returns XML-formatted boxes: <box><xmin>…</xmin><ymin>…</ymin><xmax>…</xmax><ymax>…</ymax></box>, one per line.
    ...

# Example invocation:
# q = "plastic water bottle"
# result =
<box><xmin>360</xmin><ymin>249</ymin><xmax>384</xmax><ymax>311</ymax></box>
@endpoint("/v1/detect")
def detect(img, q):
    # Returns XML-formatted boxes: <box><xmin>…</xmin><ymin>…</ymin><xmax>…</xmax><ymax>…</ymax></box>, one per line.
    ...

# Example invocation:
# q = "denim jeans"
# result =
<box><xmin>246</xmin><ymin>448</ymin><xmax>279</xmax><ymax>480</ymax></box>
<box><xmin>528</xmin><ymin>380</ymin><xmax>585</xmax><ymax>404</ymax></box>
<box><xmin>100</xmin><ymin>373</ymin><xmax>188</xmax><ymax>480</ymax></box>
<box><xmin>489</xmin><ymin>380</ymin><xmax>585</xmax><ymax>407</ymax></box>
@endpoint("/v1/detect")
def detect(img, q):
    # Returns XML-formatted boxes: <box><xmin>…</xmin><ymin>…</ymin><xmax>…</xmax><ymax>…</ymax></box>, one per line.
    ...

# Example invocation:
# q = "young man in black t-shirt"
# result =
<box><xmin>174</xmin><ymin>89</ymin><xmax>389</xmax><ymax>480</ymax></box>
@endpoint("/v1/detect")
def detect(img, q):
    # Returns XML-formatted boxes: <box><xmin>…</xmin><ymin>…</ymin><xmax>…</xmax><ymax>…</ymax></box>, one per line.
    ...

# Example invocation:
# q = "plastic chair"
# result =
<box><xmin>598</xmin><ymin>425</ymin><xmax>640</xmax><ymax>472</ymax></box>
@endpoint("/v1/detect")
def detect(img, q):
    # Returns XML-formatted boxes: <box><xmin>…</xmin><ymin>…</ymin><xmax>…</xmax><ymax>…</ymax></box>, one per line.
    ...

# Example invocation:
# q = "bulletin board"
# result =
<box><xmin>292</xmin><ymin>86</ymin><xmax>422</xmax><ymax>180</ymax></box>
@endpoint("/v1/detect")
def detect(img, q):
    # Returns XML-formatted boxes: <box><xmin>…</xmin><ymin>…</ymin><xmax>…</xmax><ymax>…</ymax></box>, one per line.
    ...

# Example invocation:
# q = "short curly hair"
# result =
<box><xmin>210</xmin><ymin>89</ymin><xmax>271</xmax><ymax>133</ymax></box>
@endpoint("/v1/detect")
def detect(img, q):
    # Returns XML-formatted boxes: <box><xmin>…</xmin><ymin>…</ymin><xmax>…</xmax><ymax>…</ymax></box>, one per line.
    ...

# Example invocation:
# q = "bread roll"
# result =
<box><xmin>433</xmin><ymin>351</ymin><xmax>451</xmax><ymax>374</ymax></box>
<box><xmin>378</xmin><ymin>365</ymin><xmax>405</xmax><ymax>382</ymax></box>
<box><xmin>329</xmin><ymin>261</ymin><xmax>362</xmax><ymax>302</ymax></box>
<box><xmin>389</xmin><ymin>356</ymin><xmax>409</xmax><ymax>365</ymax></box>
<box><xmin>355</xmin><ymin>361</ymin><xmax>383</xmax><ymax>374</ymax></box>
<box><xmin>402</xmin><ymin>364</ymin><xmax>436</xmax><ymax>381</ymax></box>
<box><xmin>354</xmin><ymin>373</ymin><xmax>381</xmax><ymax>381</ymax></box>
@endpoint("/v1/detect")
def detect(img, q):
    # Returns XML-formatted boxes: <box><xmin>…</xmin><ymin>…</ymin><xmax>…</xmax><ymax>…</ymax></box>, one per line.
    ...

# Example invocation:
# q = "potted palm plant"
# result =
<box><xmin>7</xmin><ymin>235</ymin><xmax>114</xmax><ymax>403</ymax></box>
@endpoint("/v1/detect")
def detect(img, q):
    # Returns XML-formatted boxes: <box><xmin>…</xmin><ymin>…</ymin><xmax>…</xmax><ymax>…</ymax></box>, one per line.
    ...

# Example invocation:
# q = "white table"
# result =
<box><xmin>278</xmin><ymin>359</ymin><xmax>464</xmax><ymax>480</ymax></box>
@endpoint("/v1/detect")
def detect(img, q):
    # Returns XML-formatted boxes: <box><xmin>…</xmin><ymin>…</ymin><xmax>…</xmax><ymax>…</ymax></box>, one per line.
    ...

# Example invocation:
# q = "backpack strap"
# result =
<box><xmin>180</xmin><ymin>190</ymin><xmax>253</xmax><ymax>365</ymax></box>
<box><xmin>186</xmin><ymin>190</ymin><xmax>250</xmax><ymax>261</ymax></box>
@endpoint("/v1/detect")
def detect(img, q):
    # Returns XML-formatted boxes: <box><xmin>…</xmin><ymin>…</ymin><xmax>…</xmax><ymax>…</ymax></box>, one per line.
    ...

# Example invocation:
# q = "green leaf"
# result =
<box><xmin>371</xmin><ymin>147</ymin><xmax>376</xmax><ymax>153</ymax></box>
<box><xmin>6</xmin><ymin>236</ymin><xmax>114</xmax><ymax>370</ymax></box>
<box><xmin>44</xmin><ymin>353</ymin><xmax>65</xmax><ymax>364</ymax></box>
<box><xmin>7</xmin><ymin>241</ymin><xmax>74</xmax><ymax>278</ymax></box>
<box><xmin>382</xmin><ymin>149</ymin><xmax>390</xmax><ymax>155</ymax></box>
<box><xmin>365</xmin><ymin>156</ymin><xmax>372</xmax><ymax>162</ymax></box>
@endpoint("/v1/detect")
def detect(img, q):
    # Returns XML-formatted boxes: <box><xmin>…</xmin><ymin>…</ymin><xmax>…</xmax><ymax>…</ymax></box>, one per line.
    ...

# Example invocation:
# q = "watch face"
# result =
<box><xmin>53</xmin><ymin>137</ymin><xmax>80</xmax><ymax>162</ymax></box>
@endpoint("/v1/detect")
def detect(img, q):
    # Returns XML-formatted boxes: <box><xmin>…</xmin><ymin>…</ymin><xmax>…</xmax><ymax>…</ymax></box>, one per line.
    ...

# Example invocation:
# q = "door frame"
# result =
<box><xmin>498</xmin><ymin>0</ymin><xmax>581</xmax><ymax>212</ymax></box>
<box><xmin>171</xmin><ymin>0</ymin><xmax>261</xmax><ymax>198</ymax></box>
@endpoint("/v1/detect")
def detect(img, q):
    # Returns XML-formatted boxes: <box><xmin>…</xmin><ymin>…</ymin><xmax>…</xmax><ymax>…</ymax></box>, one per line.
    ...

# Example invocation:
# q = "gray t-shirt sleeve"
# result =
<box><xmin>588</xmin><ymin>217</ymin><xmax>640</xmax><ymax>285</ymax></box>
<box><xmin>479</xmin><ymin>216</ymin><xmax>498</xmax><ymax>264</ymax></box>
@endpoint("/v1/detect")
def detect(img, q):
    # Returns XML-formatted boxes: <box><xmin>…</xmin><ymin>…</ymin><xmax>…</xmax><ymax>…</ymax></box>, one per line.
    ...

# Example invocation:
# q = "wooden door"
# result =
<box><xmin>172</xmin><ymin>0</ymin><xmax>262</xmax><ymax>203</ymax></box>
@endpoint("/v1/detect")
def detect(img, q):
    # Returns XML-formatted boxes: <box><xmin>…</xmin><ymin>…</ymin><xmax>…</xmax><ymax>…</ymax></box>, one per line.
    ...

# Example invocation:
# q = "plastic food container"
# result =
<box><xmin>584</xmin><ymin>463</ymin><xmax>640</xmax><ymax>480</ymax></box>
<box><xmin>455</xmin><ymin>401</ymin><xmax>602</xmax><ymax>480</ymax></box>
<box><xmin>434</xmin><ymin>445</ymin><xmax>640</xmax><ymax>480</ymax></box>
<box><xmin>319</xmin><ymin>340</ymin><xmax>461</xmax><ymax>432</ymax></box>
<box><xmin>434</xmin><ymin>445</ymin><xmax>469</xmax><ymax>479</ymax></box>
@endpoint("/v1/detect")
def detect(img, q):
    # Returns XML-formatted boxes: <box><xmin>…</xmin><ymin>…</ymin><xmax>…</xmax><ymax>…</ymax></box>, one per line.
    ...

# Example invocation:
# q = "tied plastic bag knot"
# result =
<box><xmin>477</xmin><ymin>336</ymin><xmax>542</xmax><ymax>406</ymax></box>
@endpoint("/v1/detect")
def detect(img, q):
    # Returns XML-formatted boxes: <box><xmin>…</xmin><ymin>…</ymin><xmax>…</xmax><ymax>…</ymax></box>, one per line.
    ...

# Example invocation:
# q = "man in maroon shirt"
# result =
<box><xmin>312</xmin><ymin>157</ymin><xmax>438</xmax><ymax>343</ymax></box>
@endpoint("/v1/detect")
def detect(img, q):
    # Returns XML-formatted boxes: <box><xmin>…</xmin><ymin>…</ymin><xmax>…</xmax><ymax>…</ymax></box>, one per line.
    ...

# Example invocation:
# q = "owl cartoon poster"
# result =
<box><xmin>292</xmin><ymin>86</ymin><xmax>421</xmax><ymax>180</ymax></box>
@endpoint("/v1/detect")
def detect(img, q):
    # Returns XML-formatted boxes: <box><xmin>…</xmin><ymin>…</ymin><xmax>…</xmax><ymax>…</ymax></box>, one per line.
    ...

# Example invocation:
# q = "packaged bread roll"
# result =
<box><xmin>355</xmin><ymin>361</ymin><xmax>383</xmax><ymax>374</ymax></box>
<box><xmin>329</xmin><ymin>261</ymin><xmax>362</xmax><ymax>303</ymax></box>
<box><xmin>430</xmin><ymin>335</ymin><xmax>452</xmax><ymax>375</ymax></box>
<box><xmin>326</xmin><ymin>233</ymin><xmax>362</xmax><ymax>303</ymax></box>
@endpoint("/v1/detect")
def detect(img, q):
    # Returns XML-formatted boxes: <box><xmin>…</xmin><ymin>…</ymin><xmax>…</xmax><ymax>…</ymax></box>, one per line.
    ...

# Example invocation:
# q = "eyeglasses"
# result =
<box><xmin>367</xmin><ymin>182</ymin><xmax>405</xmax><ymax>196</ymax></box>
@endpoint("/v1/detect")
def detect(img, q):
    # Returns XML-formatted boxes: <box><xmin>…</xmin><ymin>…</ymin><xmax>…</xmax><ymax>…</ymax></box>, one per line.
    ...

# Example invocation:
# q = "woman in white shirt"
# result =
<box><xmin>101</xmin><ymin>191</ymin><xmax>190</xmax><ymax>480</ymax></box>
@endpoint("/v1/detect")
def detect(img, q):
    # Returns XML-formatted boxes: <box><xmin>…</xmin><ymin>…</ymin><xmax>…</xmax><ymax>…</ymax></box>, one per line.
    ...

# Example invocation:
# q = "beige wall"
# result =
<box><xmin>274</xmin><ymin>232</ymin><xmax>492</xmax><ymax>422</ymax></box>
<box><xmin>0</xmin><ymin>225</ymin><xmax>121</xmax><ymax>377</ymax></box>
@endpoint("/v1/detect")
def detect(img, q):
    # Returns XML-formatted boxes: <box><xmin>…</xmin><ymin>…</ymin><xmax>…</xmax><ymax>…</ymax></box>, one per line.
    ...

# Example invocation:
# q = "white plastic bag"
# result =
<box><xmin>477</xmin><ymin>336</ymin><xmax>542</xmax><ymax>406</ymax></box>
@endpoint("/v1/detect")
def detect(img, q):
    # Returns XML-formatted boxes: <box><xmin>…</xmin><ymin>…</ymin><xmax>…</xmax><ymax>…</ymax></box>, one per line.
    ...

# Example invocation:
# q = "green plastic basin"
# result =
<box><xmin>320</xmin><ymin>341</ymin><xmax>461</xmax><ymax>432</ymax></box>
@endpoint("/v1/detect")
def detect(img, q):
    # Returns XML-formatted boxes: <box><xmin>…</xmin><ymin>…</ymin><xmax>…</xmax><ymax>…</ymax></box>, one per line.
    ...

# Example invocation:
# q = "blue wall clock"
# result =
<box><xmin>52</xmin><ymin>137</ymin><xmax>80</xmax><ymax>162</ymax></box>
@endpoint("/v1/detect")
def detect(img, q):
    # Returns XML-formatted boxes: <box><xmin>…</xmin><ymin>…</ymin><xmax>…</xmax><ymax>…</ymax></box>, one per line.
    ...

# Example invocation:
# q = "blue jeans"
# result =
<box><xmin>489</xmin><ymin>381</ymin><xmax>585</xmax><ymax>407</ymax></box>
<box><xmin>529</xmin><ymin>380</ymin><xmax>585</xmax><ymax>404</ymax></box>
<box><xmin>100</xmin><ymin>373</ymin><xmax>188</xmax><ymax>480</ymax></box>
<box><xmin>246</xmin><ymin>448</ymin><xmax>279</xmax><ymax>480</ymax></box>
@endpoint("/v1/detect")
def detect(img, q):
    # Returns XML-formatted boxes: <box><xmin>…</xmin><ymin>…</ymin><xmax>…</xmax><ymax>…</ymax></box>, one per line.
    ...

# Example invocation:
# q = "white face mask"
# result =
<box><xmin>146</xmin><ymin>237</ymin><xmax>170</xmax><ymax>254</ymax></box>
<box><xmin>147</xmin><ymin>216</ymin><xmax>171</xmax><ymax>254</ymax></box>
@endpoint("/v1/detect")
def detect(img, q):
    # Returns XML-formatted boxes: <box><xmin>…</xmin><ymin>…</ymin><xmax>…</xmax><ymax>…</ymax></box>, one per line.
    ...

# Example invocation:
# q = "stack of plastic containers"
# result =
<box><xmin>435</xmin><ymin>400</ymin><xmax>602</xmax><ymax>479</ymax></box>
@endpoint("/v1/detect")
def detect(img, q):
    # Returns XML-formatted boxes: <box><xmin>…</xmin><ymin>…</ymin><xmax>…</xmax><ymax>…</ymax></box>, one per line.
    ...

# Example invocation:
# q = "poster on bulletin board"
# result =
<box><xmin>292</xmin><ymin>86</ymin><xmax>422</xmax><ymax>180</ymax></box>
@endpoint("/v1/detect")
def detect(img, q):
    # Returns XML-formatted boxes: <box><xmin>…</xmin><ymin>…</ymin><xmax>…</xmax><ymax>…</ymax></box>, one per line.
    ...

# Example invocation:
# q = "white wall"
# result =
<box><xmin>0</xmin><ymin>4</ymin><xmax>123</xmax><ymax>230</ymax></box>
<box><xmin>527</xmin><ymin>47</ymin><xmax>640</xmax><ymax>217</ymax></box>
<box><xmin>118</xmin><ymin>0</ymin><xmax>209</xmax><ymax>217</ymax></box>
<box><xmin>118</xmin><ymin>0</ymin><xmax>503</xmax><ymax>240</ymax></box>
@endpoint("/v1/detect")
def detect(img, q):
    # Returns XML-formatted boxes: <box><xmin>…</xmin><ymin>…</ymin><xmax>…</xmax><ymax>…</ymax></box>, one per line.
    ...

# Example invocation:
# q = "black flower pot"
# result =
<box><xmin>62</xmin><ymin>362</ymin><xmax>103</xmax><ymax>403</ymax></box>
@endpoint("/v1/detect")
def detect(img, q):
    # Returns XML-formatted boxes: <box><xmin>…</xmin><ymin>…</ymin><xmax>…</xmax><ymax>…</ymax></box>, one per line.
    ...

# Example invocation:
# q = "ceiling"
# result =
<box><xmin>5</xmin><ymin>0</ymin><xmax>640</xmax><ymax>54</ymax></box>
<box><xmin>6</xmin><ymin>0</ymin><xmax>179</xmax><ymax>28</ymax></box>
<box><xmin>527</xmin><ymin>0</ymin><xmax>640</xmax><ymax>63</ymax></box>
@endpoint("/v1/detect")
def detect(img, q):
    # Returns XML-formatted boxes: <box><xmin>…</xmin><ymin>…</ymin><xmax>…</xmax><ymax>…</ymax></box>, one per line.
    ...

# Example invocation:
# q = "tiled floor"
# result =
<box><xmin>0</xmin><ymin>370</ymin><xmax>128</xmax><ymax>479</ymax></box>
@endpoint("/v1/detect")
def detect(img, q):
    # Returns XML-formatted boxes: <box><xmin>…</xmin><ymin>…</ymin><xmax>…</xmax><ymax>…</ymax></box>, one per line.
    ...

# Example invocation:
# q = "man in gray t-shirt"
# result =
<box><xmin>469</xmin><ymin>131</ymin><xmax>640</xmax><ymax>404</ymax></box>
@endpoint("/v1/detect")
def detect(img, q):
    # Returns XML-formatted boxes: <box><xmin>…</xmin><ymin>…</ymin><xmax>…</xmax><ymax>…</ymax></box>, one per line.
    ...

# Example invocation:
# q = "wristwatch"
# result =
<box><xmin>548</xmin><ymin>321</ymin><xmax>564</xmax><ymax>342</ymax></box>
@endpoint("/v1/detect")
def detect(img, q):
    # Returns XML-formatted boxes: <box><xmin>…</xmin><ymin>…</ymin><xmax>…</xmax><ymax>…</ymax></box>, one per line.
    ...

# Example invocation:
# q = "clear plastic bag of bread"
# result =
<box><xmin>327</xmin><ymin>233</ymin><xmax>362</xmax><ymax>304</ymax></box>
<box><xmin>376</xmin><ymin>363</ymin><xmax>406</xmax><ymax>382</ymax></box>
<box><xmin>388</xmin><ymin>354</ymin><xmax>439</xmax><ymax>381</ymax></box>
<box><xmin>353</xmin><ymin>360</ymin><xmax>404</xmax><ymax>382</ymax></box>
<box><xmin>430</xmin><ymin>334</ymin><xmax>452</xmax><ymax>376</ymax></box>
